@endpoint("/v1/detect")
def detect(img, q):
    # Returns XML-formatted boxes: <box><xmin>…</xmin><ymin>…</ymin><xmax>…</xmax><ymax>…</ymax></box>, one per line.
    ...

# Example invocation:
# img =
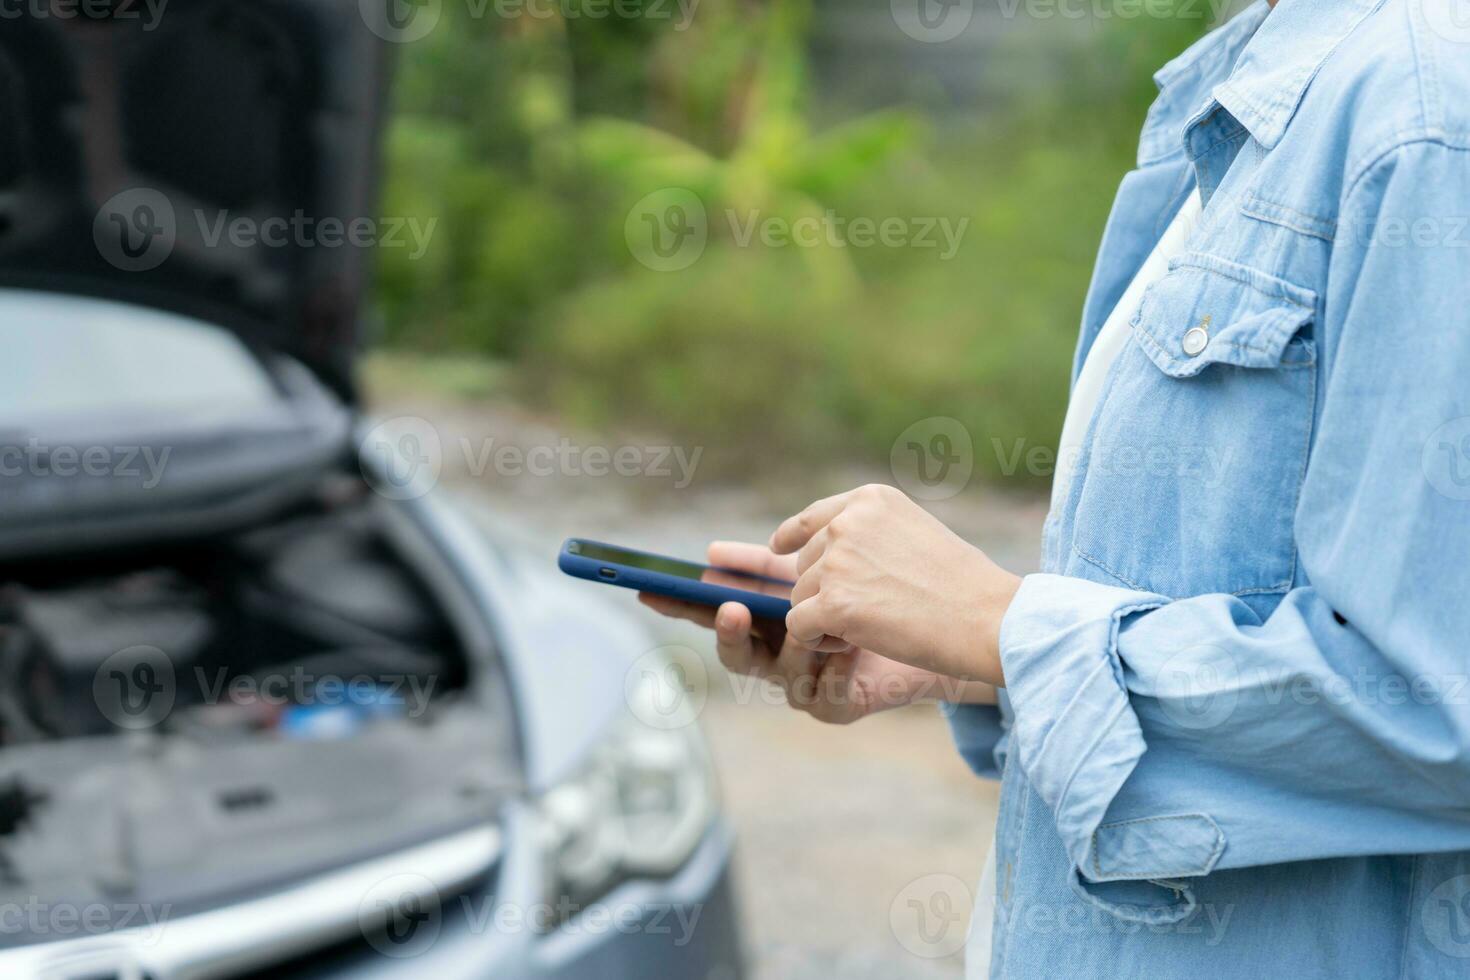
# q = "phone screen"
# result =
<box><xmin>568</xmin><ymin>540</ymin><xmax>793</xmax><ymax>599</ymax></box>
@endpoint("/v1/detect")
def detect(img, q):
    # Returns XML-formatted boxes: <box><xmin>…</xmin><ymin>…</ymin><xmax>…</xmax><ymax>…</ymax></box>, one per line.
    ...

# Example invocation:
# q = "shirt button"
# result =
<box><xmin>1182</xmin><ymin>325</ymin><xmax>1209</xmax><ymax>356</ymax></box>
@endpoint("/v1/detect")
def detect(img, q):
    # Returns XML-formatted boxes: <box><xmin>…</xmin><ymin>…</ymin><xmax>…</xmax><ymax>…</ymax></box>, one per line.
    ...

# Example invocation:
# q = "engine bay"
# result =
<box><xmin>0</xmin><ymin>478</ymin><xmax>518</xmax><ymax>933</ymax></box>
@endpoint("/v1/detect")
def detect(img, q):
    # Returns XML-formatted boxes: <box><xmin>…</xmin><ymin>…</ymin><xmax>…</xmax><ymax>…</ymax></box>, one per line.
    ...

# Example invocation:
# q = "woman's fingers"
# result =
<box><xmin>796</xmin><ymin>649</ymin><xmax>852</xmax><ymax>720</ymax></box>
<box><xmin>638</xmin><ymin>592</ymin><xmax>718</xmax><ymax>628</ymax></box>
<box><xmin>789</xmin><ymin>562</ymin><xmax>821</xmax><ymax>608</ymax></box>
<box><xmin>707</xmin><ymin>540</ymin><xmax>799</xmax><ymax>580</ymax></box>
<box><xmin>795</xmin><ymin>526</ymin><xmax>829</xmax><ymax>577</ymax></box>
<box><xmin>713</xmin><ymin>602</ymin><xmax>771</xmax><ymax>676</ymax></box>
<box><xmin>643</xmin><ymin>541</ymin><xmax>813</xmax><ymax>685</ymax></box>
<box><xmin>769</xmin><ymin>491</ymin><xmax>855</xmax><ymax>555</ymax></box>
<box><xmin>772</xmin><ymin>640</ymin><xmax>823</xmax><ymax>706</ymax></box>
<box><xmin>640</xmin><ymin>588</ymin><xmax>855</xmax><ymax>712</ymax></box>
<box><xmin>785</xmin><ymin>565</ymin><xmax>853</xmax><ymax>653</ymax></box>
<box><xmin>786</xmin><ymin>592</ymin><xmax>834</xmax><ymax>648</ymax></box>
<box><xmin>805</xmin><ymin>633</ymin><xmax>856</xmax><ymax>654</ymax></box>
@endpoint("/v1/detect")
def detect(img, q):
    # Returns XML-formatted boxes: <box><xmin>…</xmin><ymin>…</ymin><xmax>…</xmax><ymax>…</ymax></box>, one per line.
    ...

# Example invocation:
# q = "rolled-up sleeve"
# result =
<box><xmin>1001</xmin><ymin>139</ymin><xmax>1470</xmax><ymax>886</ymax></box>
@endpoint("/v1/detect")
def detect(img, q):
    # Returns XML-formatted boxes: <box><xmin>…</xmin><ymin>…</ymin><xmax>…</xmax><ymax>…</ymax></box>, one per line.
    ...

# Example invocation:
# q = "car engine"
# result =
<box><xmin>0</xmin><ymin>480</ymin><xmax>518</xmax><ymax>919</ymax></box>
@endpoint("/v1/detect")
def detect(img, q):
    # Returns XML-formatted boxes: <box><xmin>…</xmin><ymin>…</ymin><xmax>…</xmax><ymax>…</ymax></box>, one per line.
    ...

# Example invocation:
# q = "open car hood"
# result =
<box><xmin>0</xmin><ymin>0</ymin><xmax>393</xmax><ymax>402</ymax></box>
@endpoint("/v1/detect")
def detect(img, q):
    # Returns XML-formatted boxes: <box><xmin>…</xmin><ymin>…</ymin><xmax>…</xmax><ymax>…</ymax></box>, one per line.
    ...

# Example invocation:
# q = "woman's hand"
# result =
<box><xmin>639</xmin><ymin>541</ymin><xmax>991</xmax><ymax>724</ymax></box>
<box><xmin>769</xmin><ymin>484</ymin><xmax>1020</xmax><ymax>686</ymax></box>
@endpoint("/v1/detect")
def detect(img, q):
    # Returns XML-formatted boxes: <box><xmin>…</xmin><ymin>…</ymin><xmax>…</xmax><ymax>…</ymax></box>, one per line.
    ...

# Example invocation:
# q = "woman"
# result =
<box><xmin>646</xmin><ymin>0</ymin><xmax>1470</xmax><ymax>976</ymax></box>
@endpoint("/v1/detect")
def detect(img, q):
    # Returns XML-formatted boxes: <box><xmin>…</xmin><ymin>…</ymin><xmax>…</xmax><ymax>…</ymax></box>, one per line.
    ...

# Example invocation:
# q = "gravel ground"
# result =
<box><xmin>372</xmin><ymin>396</ymin><xmax>1048</xmax><ymax>978</ymax></box>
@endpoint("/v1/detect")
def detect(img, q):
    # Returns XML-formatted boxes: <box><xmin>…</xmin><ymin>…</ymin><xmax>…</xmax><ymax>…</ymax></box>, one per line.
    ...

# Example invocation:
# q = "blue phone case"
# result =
<box><xmin>558</xmin><ymin>538</ymin><xmax>794</xmax><ymax>620</ymax></box>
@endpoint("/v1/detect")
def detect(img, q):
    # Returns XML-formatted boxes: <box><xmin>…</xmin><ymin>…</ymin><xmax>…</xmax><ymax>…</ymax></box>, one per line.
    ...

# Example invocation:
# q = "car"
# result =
<box><xmin>0</xmin><ymin>4</ymin><xmax>744</xmax><ymax>978</ymax></box>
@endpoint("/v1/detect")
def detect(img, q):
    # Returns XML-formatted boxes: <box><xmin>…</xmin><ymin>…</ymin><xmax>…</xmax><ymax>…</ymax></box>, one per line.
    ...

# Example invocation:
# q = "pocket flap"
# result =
<box><xmin>1130</xmin><ymin>251</ymin><xmax>1317</xmax><ymax>378</ymax></box>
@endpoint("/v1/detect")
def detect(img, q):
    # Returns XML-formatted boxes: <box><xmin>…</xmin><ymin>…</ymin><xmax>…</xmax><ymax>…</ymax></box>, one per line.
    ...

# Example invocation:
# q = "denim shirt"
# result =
<box><xmin>945</xmin><ymin>0</ymin><xmax>1470</xmax><ymax>975</ymax></box>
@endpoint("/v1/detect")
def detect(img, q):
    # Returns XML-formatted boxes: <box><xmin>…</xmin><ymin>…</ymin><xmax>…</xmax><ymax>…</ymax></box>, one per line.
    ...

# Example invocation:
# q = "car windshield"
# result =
<box><xmin>0</xmin><ymin>289</ymin><xmax>281</xmax><ymax>423</ymax></box>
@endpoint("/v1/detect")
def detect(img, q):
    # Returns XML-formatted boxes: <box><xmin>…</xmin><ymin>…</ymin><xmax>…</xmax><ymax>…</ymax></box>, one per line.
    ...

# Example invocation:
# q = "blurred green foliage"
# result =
<box><xmin>374</xmin><ymin>0</ymin><xmax>1212</xmax><ymax>485</ymax></box>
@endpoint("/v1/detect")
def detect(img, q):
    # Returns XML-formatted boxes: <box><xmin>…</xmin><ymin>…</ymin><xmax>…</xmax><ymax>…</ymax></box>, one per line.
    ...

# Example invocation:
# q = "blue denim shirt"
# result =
<box><xmin>946</xmin><ymin>0</ymin><xmax>1470</xmax><ymax>975</ymax></box>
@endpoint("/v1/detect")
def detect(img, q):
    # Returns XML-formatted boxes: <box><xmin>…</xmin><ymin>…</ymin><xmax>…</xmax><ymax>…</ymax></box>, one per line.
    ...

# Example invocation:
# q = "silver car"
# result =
<box><xmin>0</xmin><ymin>4</ymin><xmax>743</xmax><ymax>978</ymax></box>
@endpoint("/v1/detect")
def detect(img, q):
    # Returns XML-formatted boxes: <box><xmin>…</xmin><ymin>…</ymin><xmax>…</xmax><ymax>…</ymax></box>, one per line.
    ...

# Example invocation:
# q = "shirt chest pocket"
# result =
<box><xmin>1069</xmin><ymin>252</ymin><xmax>1318</xmax><ymax>600</ymax></box>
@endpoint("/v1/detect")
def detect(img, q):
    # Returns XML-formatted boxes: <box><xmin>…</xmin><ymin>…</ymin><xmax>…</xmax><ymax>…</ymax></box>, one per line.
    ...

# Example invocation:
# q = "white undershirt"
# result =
<box><xmin>964</xmin><ymin>188</ymin><xmax>1202</xmax><ymax>979</ymax></box>
<box><xmin>1050</xmin><ymin>188</ymin><xmax>1203</xmax><ymax>510</ymax></box>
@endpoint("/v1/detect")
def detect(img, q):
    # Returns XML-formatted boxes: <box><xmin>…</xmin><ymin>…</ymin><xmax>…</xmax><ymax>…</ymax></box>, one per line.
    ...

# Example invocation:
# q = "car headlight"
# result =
<box><xmin>534</xmin><ymin>665</ymin><xmax>717</xmax><ymax>924</ymax></box>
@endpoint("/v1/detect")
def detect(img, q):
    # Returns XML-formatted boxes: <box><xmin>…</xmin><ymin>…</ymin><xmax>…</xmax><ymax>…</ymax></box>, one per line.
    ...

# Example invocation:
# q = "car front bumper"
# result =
<box><xmin>274</xmin><ymin>807</ymin><xmax>745</xmax><ymax>980</ymax></box>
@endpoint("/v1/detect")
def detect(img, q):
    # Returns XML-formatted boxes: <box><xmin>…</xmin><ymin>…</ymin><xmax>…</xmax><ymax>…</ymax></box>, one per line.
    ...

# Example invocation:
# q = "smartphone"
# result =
<box><xmin>558</xmin><ymin>538</ymin><xmax>794</xmax><ymax>620</ymax></box>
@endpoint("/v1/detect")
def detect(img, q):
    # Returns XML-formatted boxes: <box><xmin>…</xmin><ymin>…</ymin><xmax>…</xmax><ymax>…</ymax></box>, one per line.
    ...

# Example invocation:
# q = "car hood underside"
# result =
<box><xmin>0</xmin><ymin>0</ymin><xmax>391</xmax><ymax>401</ymax></box>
